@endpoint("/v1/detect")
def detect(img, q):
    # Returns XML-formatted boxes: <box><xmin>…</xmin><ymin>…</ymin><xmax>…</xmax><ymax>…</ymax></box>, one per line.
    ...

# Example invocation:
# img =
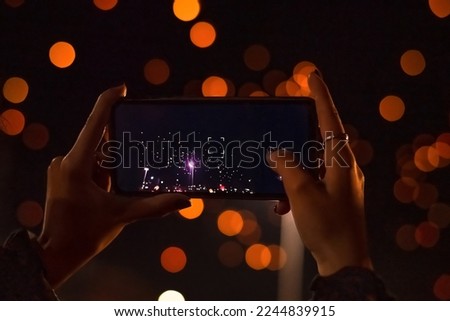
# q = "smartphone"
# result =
<box><xmin>104</xmin><ymin>98</ymin><xmax>318</xmax><ymax>199</ymax></box>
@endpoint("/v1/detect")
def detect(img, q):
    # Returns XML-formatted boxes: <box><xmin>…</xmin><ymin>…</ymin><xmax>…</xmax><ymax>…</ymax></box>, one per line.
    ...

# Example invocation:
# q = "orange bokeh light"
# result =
<box><xmin>245</xmin><ymin>244</ymin><xmax>271</xmax><ymax>270</ymax></box>
<box><xmin>3</xmin><ymin>77</ymin><xmax>29</xmax><ymax>104</ymax></box>
<box><xmin>144</xmin><ymin>58</ymin><xmax>170</xmax><ymax>85</ymax></box>
<box><xmin>173</xmin><ymin>0</ymin><xmax>201</xmax><ymax>22</ymax></box>
<box><xmin>0</xmin><ymin>109</ymin><xmax>25</xmax><ymax>136</ymax></box>
<box><xmin>414</xmin><ymin>182</ymin><xmax>439</xmax><ymax>209</ymax></box>
<box><xmin>5</xmin><ymin>0</ymin><xmax>24</xmax><ymax>8</ymax></box>
<box><xmin>395</xmin><ymin>224</ymin><xmax>418</xmax><ymax>251</ymax></box>
<box><xmin>16</xmin><ymin>200</ymin><xmax>44</xmax><ymax>228</ymax></box>
<box><xmin>267</xmin><ymin>245</ymin><xmax>287</xmax><ymax>271</ymax></box>
<box><xmin>160</xmin><ymin>246</ymin><xmax>187</xmax><ymax>273</ymax></box>
<box><xmin>22</xmin><ymin>123</ymin><xmax>50</xmax><ymax>150</ymax></box>
<box><xmin>379</xmin><ymin>95</ymin><xmax>405</xmax><ymax>122</ymax></box>
<box><xmin>434</xmin><ymin>274</ymin><xmax>450</xmax><ymax>300</ymax></box>
<box><xmin>202</xmin><ymin>76</ymin><xmax>228</xmax><ymax>97</ymax></box>
<box><xmin>414</xmin><ymin>146</ymin><xmax>439</xmax><ymax>172</ymax></box>
<box><xmin>178</xmin><ymin>198</ymin><xmax>204</xmax><ymax>219</ymax></box>
<box><xmin>190</xmin><ymin>21</ymin><xmax>216</xmax><ymax>48</ymax></box>
<box><xmin>217</xmin><ymin>210</ymin><xmax>244</xmax><ymax>236</ymax></box>
<box><xmin>429</xmin><ymin>0</ymin><xmax>450</xmax><ymax>18</ymax></box>
<box><xmin>415</xmin><ymin>221</ymin><xmax>440</xmax><ymax>248</ymax></box>
<box><xmin>218</xmin><ymin>241</ymin><xmax>244</xmax><ymax>268</ymax></box>
<box><xmin>427</xmin><ymin>202</ymin><xmax>450</xmax><ymax>228</ymax></box>
<box><xmin>93</xmin><ymin>0</ymin><xmax>118</xmax><ymax>10</ymax></box>
<box><xmin>238</xmin><ymin>82</ymin><xmax>262</xmax><ymax>97</ymax></box>
<box><xmin>436</xmin><ymin>133</ymin><xmax>450</xmax><ymax>159</ymax></box>
<box><xmin>244</xmin><ymin>44</ymin><xmax>271</xmax><ymax>71</ymax></box>
<box><xmin>393</xmin><ymin>177</ymin><xmax>419</xmax><ymax>203</ymax></box>
<box><xmin>49</xmin><ymin>41</ymin><xmax>76</xmax><ymax>68</ymax></box>
<box><xmin>400</xmin><ymin>50</ymin><xmax>426</xmax><ymax>76</ymax></box>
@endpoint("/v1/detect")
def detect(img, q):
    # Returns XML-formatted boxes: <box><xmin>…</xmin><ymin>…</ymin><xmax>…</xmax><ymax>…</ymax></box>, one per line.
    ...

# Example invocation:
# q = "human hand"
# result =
<box><xmin>37</xmin><ymin>85</ymin><xmax>191</xmax><ymax>288</ymax></box>
<box><xmin>268</xmin><ymin>72</ymin><xmax>372</xmax><ymax>276</ymax></box>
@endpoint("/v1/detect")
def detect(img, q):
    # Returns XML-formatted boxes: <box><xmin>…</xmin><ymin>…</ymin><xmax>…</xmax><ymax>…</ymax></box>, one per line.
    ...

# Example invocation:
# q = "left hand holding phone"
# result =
<box><xmin>36</xmin><ymin>85</ymin><xmax>191</xmax><ymax>288</ymax></box>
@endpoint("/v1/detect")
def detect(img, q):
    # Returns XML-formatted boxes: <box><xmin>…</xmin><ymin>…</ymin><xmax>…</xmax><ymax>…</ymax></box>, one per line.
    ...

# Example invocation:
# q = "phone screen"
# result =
<box><xmin>106</xmin><ymin>98</ymin><xmax>317</xmax><ymax>199</ymax></box>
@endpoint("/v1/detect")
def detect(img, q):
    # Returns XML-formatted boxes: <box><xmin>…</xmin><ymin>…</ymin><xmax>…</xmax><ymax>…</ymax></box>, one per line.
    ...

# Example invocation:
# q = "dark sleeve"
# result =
<box><xmin>0</xmin><ymin>229</ymin><xmax>58</xmax><ymax>300</ymax></box>
<box><xmin>310</xmin><ymin>266</ymin><xmax>394</xmax><ymax>300</ymax></box>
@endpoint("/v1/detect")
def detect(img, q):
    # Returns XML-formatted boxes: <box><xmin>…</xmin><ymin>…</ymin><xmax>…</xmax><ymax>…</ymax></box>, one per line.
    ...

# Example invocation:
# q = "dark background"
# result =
<box><xmin>1</xmin><ymin>0</ymin><xmax>449</xmax><ymax>300</ymax></box>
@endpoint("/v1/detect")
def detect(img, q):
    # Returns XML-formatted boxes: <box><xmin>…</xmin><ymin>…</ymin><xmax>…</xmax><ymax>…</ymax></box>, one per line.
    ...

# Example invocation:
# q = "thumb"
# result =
<box><xmin>117</xmin><ymin>193</ymin><xmax>191</xmax><ymax>223</ymax></box>
<box><xmin>266</xmin><ymin>149</ymin><xmax>318</xmax><ymax>204</ymax></box>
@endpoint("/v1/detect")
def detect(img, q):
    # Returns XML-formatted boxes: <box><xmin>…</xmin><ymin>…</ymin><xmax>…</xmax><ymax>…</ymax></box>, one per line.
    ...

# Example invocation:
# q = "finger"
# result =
<box><xmin>274</xmin><ymin>200</ymin><xmax>290</xmax><ymax>215</ymax></box>
<box><xmin>266</xmin><ymin>150</ymin><xmax>319</xmax><ymax>207</ymax></box>
<box><xmin>66</xmin><ymin>85</ymin><xmax>126</xmax><ymax>167</ymax></box>
<box><xmin>117</xmin><ymin>193</ymin><xmax>191</xmax><ymax>223</ymax></box>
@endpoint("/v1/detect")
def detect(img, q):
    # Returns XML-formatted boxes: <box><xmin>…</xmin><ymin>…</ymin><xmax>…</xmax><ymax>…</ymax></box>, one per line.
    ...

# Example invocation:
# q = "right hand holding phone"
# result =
<box><xmin>268</xmin><ymin>72</ymin><xmax>373</xmax><ymax>276</ymax></box>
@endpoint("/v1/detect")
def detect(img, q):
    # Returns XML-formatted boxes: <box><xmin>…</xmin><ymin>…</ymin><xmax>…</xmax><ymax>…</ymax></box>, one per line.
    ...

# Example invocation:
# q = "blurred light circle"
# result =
<box><xmin>395</xmin><ymin>224</ymin><xmax>418</xmax><ymax>251</ymax></box>
<box><xmin>433</xmin><ymin>274</ymin><xmax>450</xmax><ymax>300</ymax></box>
<box><xmin>0</xmin><ymin>109</ymin><xmax>25</xmax><ymax>136</ymax></box>
<box><xmin>22</xmin><ymin>123</ymin><xmax>49</xmax><ymax>150</ymax></box>
<box><xmin>178</xmin><ymin>198</ymin><xmax>204</xmax><ymax>219</ymax></box>
<box><xmin>413</xmin><ymin>134</ymin><xmax>435</xmax><ymax>152</ymax></box>
<box><xmin>202</xmin><ymin>76</ymin><xmax>228</xmax><ymax>97</ymax></box>
<box><xmin>160</xmin><ymin>246</ymin><xmax>187</xmax><ymax>273</ymax></box>
<box><xmin>429</xmin><ymin>0</ymin><xmax>450</xmax><ymax>18</ymax></box>
<box><xmin>379</xmin><ymin>95</ymin><xmax>405</xmax><ymax>122</ymax></box>
<box><xmin>428</xmin><ymin>203</ymin><xmax>450</xmax><ymax>228</ymax></box>
<box><xmin>245</xmin><ymin>244</ymin><xmax>271</xmax><ymax>270</ymax></box>
<box><xmin>5</xmin><ymin>0</ymin><xmax>24</xmax><ymax>8</ymax></box>
<box><xmin>244</xmin><ymin>44</ymin><xmax>271</xmax><ymax>71</ymax></box>
<box><xmin>400</xmin><ymin>50</ymin><xmax>426</xmax><ymax>76</ymax></box>
<box><xmin>93</xmin><ymin>0</ymin><xmax>118</xmax><ymax>10</ymax></box>
<box><xmin>158</xmin><ymin>290</ymin><xmax>185</xmax><ymax>301</ymax></box>
<box><xmin>415</xmin><ymin>221</ymin><xmax>440</xmax><ymax>248</ymax></box>
<box><xmin>218</xmin><ymin>241</ymin><xmax>244</xmax><ymax>267</ymax></box>
<box><xmin>49</xmin><ymin>41</ymin><xmax>76</xmax><ymax>68</ymax></box>
<box><xmin>414</xmin><ymin>146</ymin><xmax>438</xmax><ymax>172</ymax></box>
<box><xmin>3</xmin><ymin>77</ymin><xmax>29</xmax><ymax>103</ymax></box>
<box><xmin>16</xmin><ymin>200</ymin><xmax>44</xmax><ymax>228</ymax></box>
<box><xmin>238</xmin><ymin>82</ymin><xmax>262</xmax><ymax>97</ymax></box>
<box><xmin>436</xmin><ymin>133</ymin><xmax>450</xmax><ymax>159</ymax></box>
<box><xmin>217</xmin><ymin>210</ymin><xmax>244</xmax><ymax>236</ymax></box>
<box><xmin>267</xmin><ymin>245</ymin><xmax>288</xmax><ymax>271</ymax></box>
<box><xmin>393</xmin><ymin>177</ymin><xmax>419</xmax><ymax>203</ymax></box>
<box><xmin>249</xmin><ymin>90</ymin><xmax>269</xmax><ymax>97</ymax></box>
<box><xmin>414</xmin><ymin>182</ymin><xmax>439</xmax><ymax>209</ymax></box>
<box><xmin>144</xmin><ymin>58</ymin><xmax>170</xmax><ymax>85</ymax></box>
<box><xmin>190</xmin><ymin>21</ymin><xmax>216</xmax><ymax>48</ymax></box>
<box><xmin>173</xmin><ymin>0</ymin><xmax>200</xmax><ymax>22</ymax></box>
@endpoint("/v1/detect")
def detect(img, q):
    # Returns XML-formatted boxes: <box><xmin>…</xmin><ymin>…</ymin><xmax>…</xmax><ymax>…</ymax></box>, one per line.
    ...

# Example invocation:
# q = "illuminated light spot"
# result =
<box><xmin>183</xmin><ymin>79</ymin><xmax>202</xmax><ymax>97</ymax></box>
<box><xmin>350</xmin><ymin>139</ymin><xmax>374</xmax><ymax>166</ymax></box>
<box><xmin>244</xmin><ymin>44</ymin><xmax>271</xmax><ymax>71</ymax></box>
<box><xmin>93</xmin><ymin>0</ymin><xmax>118</xmax><ymax>10</ymax></box>
<box><xmin>0</xmin><ymin>109</ymin><xmax>25</xmax><ymax>136</ymax></box>
<box><xmin>5</xmin><ymin>0</ymin><xmax>24</xmax><ymax>8</ymax></box>
<box><xmin>414</xmin><ymin>146</ymin><xmax>438</xmax><ymax>172</ymax></box>
<box><xmin>236</xmin><ymin>221</ymin><xmax>261</xmax><ymax>245</ymax></box>
<box><xmin>267</xmin><ymin>245</ymin><xmax>287</xmax><ymax>271</ymax></box>
<box><xmin>173</xmin><ymin>0</ymin><xmax>200</xmax><ymax>22</ymax></box>
<box><xmin>436</xmin><ymin>133</ymin><xmax>450</xmax><ymax>159</ymax></box>
<box><xmin>218</xmin><ymin>241</ymin><xmax>244</xmax><ymax>268</ymax></box>
<box><xmin>16</xmin><ymin>200</ymin><xmax>43</xmax><ymax>228</ymax></box>
<box><xmin>160</xmin><ymin>246</ymin><xmax>187</xmax><ymax>273</ymax></box>
<box><xmin>400</xmin><ymin>160</ymin><xmax>427</xmax><ymax>181</ymax></box>
<box><xmin>379</xmin><ymin>95</ymin><xmax>405</xmax><ymax>122</ymax></box>
<box><xmin>238</xmin><ymin>82</ymin><xmax>262</xmax><ymax>97</ymax></box>
<box><xmin>395</xmin><ymin>224</ymin><xmax>418</xmax><ymax>251</ymax></box>
<box><xmin>415</xmin><ymin>221</ymin><xmax>440</xmax><ymax>248</ymax></box>
<box><xmin>144</xmin><ymin>59</ymin><xmax>170</xmax><ymax>85</ymax></box>
<box><xmin>158</xmin><ymin>290</ymin><xmax>185</xmax><ymax>301</ymax></box>
<box><xmin>393</xmin><ymin>177</ymin><xmax>419</xmax><ymax>203</ymax></box>
<box><xmin>49</xmin><ymin>41</ymin><xmax>76</xmax><ymax>68</ymax></box>
<box><xmin>249</xmin><ymin>90</ymin><xmax>269</xmax><ymax>97</ymax></box>
<box><xmin>428</xmin><ymin>203</ymin><xmax>450</xmax><ymax>228</ymax></box>
<box><xmin>202</xmin><ymin>76</ymin><xmax>227</xmax><ymax>97</ymax></box>
<box><xmin>217</xmin><ymin>210</ymin><xmax>244</xmax><ymax>236</ymax></box>
<box><xmin>426</xmin><ymin>145</ymin><xmax>441</xmax><ymax>167</ymax></box>
<box><xmin>178</xmin><ymin>198</ymin><xmax>204</xmax><ymax>219</ymax></box>
<box><xmin>3</xmin><ymin>77</ymin><xmax>29</xmax><ymax>103</ymax></box>
<box><xmin>22</xmin><ymin>123</ymin><xmax>49</xmax><ymax>150</ymax></box>
<box><xmin>413</xmin><ymin>134</ymin><xmax>435</xmax><ymax>152</ymax></box>
<box><xmin>263</xmin><ymin>69</ymin><xmax>287</xmax><ymax>95</ymax></box>
<box><xmin>434</xmin><ymin>274</ymin><xmax>450</xmax><ymax>300</ymax></box>
<box><xmin>285</xmin><ymin>78</ymin><xmax>302</xmax><ymax>96</ymax></box>
<box><xmin>400</xmin><ymin>50</ymin><xmax>426</xmax><ymax>76</ymax></box>
<box><xmin>429</xmin><ymin>0</ymin><xmax>450</xmax><ymax>18</ymax></box>
<box><xmin>190</xmin><ymin>21</ymin><xmax>216</xmax><ymax>48</ymax></box>
<box><xmin>343</xmin><ymin>124</ymin><xmax>359</xmax><ymax>143</ymax></box>
<box><xmin>245</xmin><ymin>244</ymin><xmax>272</xmax><ymax>270</ymax></box>
<box><xmin>414</xmin><ymin>182</ymin><xmax>439</xmax><ymax>209</ymax></box>
<box><xmin>275</xmin><ymin>81</ymin><xmax>289</xmax><ymax>97</ymax></box>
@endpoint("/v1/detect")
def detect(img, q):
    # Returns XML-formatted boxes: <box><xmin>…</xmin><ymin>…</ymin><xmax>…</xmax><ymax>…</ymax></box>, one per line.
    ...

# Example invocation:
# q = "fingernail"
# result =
<box><xmin>176</xmin><ymin>199</ymin><xmax>191</xmax><ymax>210</ymax></box>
